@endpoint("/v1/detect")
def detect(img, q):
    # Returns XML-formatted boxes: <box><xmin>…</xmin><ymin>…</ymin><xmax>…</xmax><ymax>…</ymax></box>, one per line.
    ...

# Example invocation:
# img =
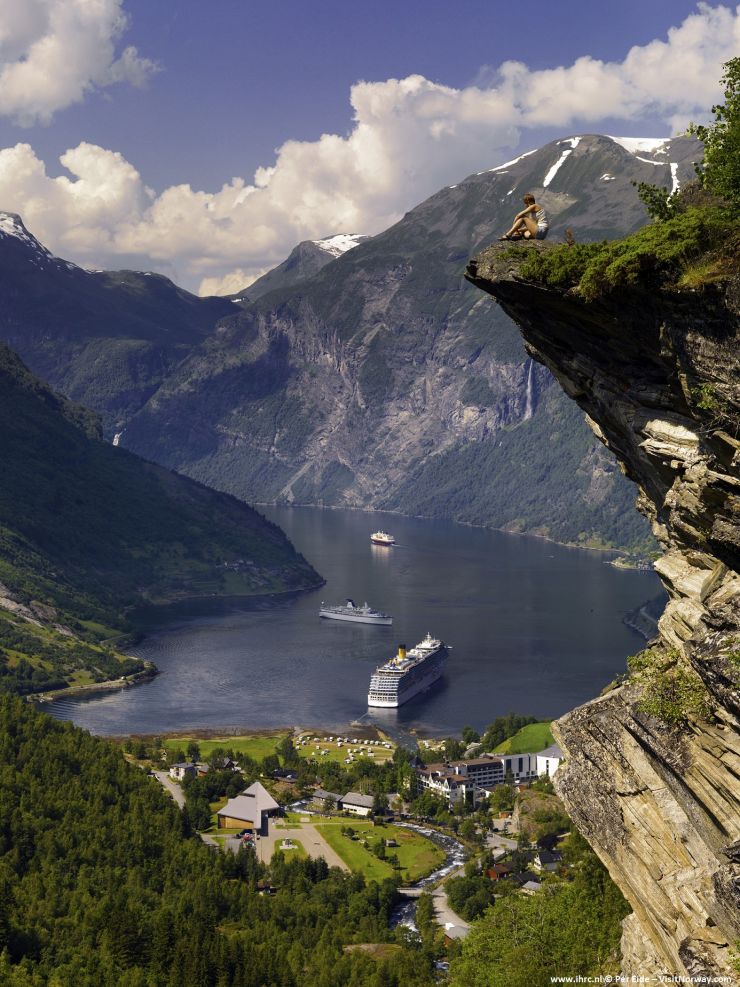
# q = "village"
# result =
<box><xmin>127</xmin><ymin>724</ymin><xmax>571</xmax><ymax>946</ymax></box>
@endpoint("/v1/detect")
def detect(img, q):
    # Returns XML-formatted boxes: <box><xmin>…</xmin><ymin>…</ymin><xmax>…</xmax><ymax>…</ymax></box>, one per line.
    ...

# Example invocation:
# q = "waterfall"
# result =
<box><xmin>523</xmin><ymin>359</ymin><xmax>536</xmax><ymax>420</ymax></box>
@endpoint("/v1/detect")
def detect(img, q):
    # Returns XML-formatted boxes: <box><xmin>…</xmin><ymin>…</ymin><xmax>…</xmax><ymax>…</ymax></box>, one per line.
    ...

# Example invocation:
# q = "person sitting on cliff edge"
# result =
<box><xmin>499</xmin><ymin>193</ymin><xmax>549</xmax><ymax>241</ymax></box>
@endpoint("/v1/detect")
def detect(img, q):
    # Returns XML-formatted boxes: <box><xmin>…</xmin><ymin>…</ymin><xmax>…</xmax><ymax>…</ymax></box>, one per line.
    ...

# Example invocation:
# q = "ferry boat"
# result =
<box><xmin>371</xmin><ymin>530</ymin><xmax>395</xmax><ymax>546</ymax></box>
<box><xmin>367</xmin><ymin>634</ymin><xmax>449</xmax><ymax>708</ymax></box>
<box><xmin>319</xmin><ymin>599</ymin><xmax>393</xmax><ymax>625</ymax></box>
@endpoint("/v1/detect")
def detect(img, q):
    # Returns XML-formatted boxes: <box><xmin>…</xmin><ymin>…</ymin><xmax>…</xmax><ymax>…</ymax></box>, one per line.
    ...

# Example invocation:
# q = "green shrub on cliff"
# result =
<box><xmin>516</xmin><ymin>205</ymin><xmax>735</xmax><ymax>301</ymax></box>
<box><xmin>627</xmin><ymin>647</ymin><xmax>712</xmax><ymax>725</ymax></box>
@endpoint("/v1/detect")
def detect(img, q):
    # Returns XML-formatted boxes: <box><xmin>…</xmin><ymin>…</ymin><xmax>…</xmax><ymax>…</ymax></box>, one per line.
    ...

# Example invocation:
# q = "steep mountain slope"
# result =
<box><xmin>0</xmin><ymin>344</ymin><xmax>320</xmax><ymax>694</ymax></box>
<box><xmin>466</xmin><ymin>207</ymin><xmax>739</xmax><ymax>980</ymax></box>
<box><xmin>0</xmin><ymin>212</ymin><xmax>234</xmax><ymax>430</ymax></box>
<box><xmin>122</xmin><ymin>135</ymin><xmax>701</xmax><ymax>551</ymax></box>
<box><xmin>231</xmin><ymin>234</ymin><xmax>370</xmax><ymax>303</ymax></box>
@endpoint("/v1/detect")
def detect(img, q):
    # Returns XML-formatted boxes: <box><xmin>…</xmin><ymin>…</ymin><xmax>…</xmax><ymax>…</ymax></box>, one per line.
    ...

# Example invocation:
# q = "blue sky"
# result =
<box><xmin>0</xmin><ymin>0</ymin><xmax>736</xmax><ymax>291</ymax></box>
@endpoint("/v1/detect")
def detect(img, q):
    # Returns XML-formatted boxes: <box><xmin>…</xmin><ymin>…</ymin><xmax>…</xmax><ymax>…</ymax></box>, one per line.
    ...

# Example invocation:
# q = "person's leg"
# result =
<box><xmin>522</xmin><ymin>215</ymin><xmax>538</xmax><ymax>238</ymax></box>
<box><xmin>500</xmin><ymin>218</ymin><xmax>527</xmax><ymax>239</ymax></box>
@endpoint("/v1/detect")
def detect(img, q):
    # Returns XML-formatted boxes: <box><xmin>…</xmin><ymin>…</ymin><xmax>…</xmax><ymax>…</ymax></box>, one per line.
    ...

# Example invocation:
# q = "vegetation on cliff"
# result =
<box><xmin>511</xmin><ymin>58</ymin><xmax>740</xmax><ymax>305</ymax></box>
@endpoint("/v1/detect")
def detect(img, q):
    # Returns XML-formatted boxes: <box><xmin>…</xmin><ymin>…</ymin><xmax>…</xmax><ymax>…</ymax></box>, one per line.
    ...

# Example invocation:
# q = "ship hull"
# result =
<box><xmin>367</xmin><ymin>647</ymin><xmax>447</xmax><ymax>707</ymax></box>
<box><xmin>370</xmin><ymin>538</ymin><xmax>394</xmax><ymax>546</ymax></box>
<box><xmin>320</xmin><ymin>610</ymin><xmax>392</xmax><ymax>625</ymax></box>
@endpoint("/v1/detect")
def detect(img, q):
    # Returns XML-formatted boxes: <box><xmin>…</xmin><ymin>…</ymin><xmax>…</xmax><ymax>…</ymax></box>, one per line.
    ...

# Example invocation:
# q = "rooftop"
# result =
<box><xmin>341</xmin><ymin>791</ymin><xmax>375</xmax><ymax>809</ymax></box>
<box><xmin>537</xmin><ymin>744</ymin><xmax>563</xmax><ymax>759</ymax></box>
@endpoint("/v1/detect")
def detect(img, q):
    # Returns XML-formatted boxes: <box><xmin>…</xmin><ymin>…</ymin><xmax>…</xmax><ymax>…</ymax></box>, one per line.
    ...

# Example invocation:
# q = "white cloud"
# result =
<box><xmin>0</xmin><ymin>0</ymin><xmax>157</xmax><ymax>125</ymax></box>
<box><xmin>0</xmin><ymin>3</ymin><xmax>737</xmax><ymax>293</ymax></box>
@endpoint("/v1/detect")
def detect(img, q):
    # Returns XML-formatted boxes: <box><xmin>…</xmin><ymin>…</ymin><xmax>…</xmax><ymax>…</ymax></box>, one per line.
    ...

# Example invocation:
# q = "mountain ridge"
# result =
<box><xmin>119</xmin><ymin>134</ymin><xmax>702</xmax><ymax>552</ymax></box>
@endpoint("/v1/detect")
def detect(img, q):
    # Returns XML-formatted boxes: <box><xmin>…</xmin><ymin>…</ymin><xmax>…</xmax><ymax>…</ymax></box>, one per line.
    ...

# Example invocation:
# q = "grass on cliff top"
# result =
<box><xmin>509</xmin><ymin>204</ymin><xmax>738</xmax><ymax>301</ymax></box>
<box><xmin>492</xmin><ymin>721</ymin><xmax>554</xmax><ymax>754</ymax></box>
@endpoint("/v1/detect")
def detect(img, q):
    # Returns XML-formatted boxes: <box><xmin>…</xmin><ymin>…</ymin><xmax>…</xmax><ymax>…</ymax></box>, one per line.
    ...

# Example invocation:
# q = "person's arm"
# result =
<box><xmin>514</xmin><ymin>204</ymin><xmax>537</xmax><ymax>219</ymax></box>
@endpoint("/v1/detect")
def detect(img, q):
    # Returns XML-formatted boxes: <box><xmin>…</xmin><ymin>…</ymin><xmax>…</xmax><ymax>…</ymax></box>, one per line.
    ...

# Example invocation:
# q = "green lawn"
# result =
<box><xmin>294</xmin><ymin>733</ymin><xmax>395</xmax><ymax>765</ymax></box>
<box><xmin>164</xmin><ymin>733</ymin><xmax>288</xmax><ymax>761</ymax></box>
<box><xmin>162</xmin><ymin>731</ymin><xmax>395</xmax><ymax>766</ymax></box>
<box><xmin>315</xmin><ymin>822</ymin><xmax>444</xmax><ymax>883</ymax></box>
<box><xmin>494</xmin><ymin>721</ymin><xmax>554</xmax><ymax>754</ymax></box>
<box><xmin>276</xmin><ymin>837</ymin><xmax>307</xmax><ymax>858</ymax></box>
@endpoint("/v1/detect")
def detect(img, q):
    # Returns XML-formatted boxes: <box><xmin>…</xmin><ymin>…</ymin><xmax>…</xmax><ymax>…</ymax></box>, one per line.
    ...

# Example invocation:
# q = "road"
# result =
<box><xmin>256</xmin><ymin>818</ymin><xmax>349</xmax><ymax>870</ymax></box>
<box><xmin>153</xmin><ymin>770</ymin><xmax>185</xmax><ymax>808</ymax></box>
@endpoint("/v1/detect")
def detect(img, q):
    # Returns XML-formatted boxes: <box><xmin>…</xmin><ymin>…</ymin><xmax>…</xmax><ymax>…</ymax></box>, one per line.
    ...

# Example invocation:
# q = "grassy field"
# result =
<box><xmin>276</xmin><ymin>837</ymin><xmax>307</xmax><ymax>859</ymax></box>
<box><xmin>294</xmin><ymin>732</ymin><xmax>395</xmax><ymax>765</ymax></box>
<box><xmin>164</xmin><ymin>733</ymin><xmax>288</xmax><ymax>761</ymax></box>
<box><xmin>315</xmin><ymin>821</ymin><xmax>444</xmax><ymax>883</ymax></box>
<box><xmin>494</xmin><ymin>721</ymin><xmax>554</xmax><ymax>754</ymax></box>
<box><xmin>162</xmin><ymin>730</ymin><xmax>395</xmax><ymax>766</ymax></box>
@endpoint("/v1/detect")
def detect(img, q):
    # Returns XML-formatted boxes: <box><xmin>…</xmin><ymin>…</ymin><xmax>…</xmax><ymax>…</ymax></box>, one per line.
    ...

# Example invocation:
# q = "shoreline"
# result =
<box><xmin>259</xmin><ymin>501</ymin><xmax>653</xmax><ymax>563</ymax></box>
<box><xmin>31</xmin><ymin>663</ymin><xmax>158</xmax><ymax>704</ymax></box>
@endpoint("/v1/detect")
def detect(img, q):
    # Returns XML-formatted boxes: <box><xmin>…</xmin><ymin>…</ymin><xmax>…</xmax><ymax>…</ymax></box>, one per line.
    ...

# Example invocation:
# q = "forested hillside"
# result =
<box><xmin>0</xmin><ymin>344</ymin><xmax>320</xmax><ymax>694</ymax></box>
<box><xmin>0</xmin><ymin>696</ymin><xmax>432</xmax><ymax>986</ymax></box>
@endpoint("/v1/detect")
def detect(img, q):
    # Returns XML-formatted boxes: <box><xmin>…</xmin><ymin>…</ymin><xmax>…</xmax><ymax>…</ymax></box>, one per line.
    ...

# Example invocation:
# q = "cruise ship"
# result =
<box><xmin>319</xmin><ymin>599</ymin><xmax>392</xmax><ymax>625</ymax></box>
<box><xmin>370</xmin><ymin>530</ymin><xmax>395</xmax><ymax>546</ymax></box>
<box><xmin>367</xmin><ymin>634</ymin><xmax>449</xmax><ymax>707</ymax></box>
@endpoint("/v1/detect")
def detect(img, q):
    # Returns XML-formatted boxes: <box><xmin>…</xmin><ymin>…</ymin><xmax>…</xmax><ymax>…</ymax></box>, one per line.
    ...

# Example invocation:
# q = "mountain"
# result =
<box><xmin>466</xmin><ymin>198</ymin><xmax>739</xmax><ymax>981</ymax></box>
<box><xmin>118</xmin><ymin>134</ymin><xmax>702</xmax><ymax>552</ymax></box>
<box><xmin>230</xmin><ymin>234</ymin><xmax>370</xmax><ymax>303</ymax></box>
<box><xmin>0</xmin><ymin>212</ymin><xmax>235</xmax><ymax>431</ymax></box>
<box><xmin>0</xmin><ymin>343</ymin><xmax>320</xmax><ymax>695</ymax></box>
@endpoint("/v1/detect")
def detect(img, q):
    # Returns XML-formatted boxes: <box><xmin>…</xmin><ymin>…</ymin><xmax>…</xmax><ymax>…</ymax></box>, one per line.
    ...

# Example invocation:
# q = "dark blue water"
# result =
<box><xmin>46</xmin><ymin>508</ymin><xmax>662</xmax><ymax>736</ymax></box>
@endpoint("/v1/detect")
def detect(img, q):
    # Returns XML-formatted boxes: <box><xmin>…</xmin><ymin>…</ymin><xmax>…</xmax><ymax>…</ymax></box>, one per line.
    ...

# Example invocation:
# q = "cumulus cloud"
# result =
<box><xmin>0</xmin><ymin>0</ymin><xmax>158</xmax><ymax>125</ymax></box>
<box><xmin>0</xmin><ymin>3</ymin><xmax>737</xmax><ymax>293</ymax></box>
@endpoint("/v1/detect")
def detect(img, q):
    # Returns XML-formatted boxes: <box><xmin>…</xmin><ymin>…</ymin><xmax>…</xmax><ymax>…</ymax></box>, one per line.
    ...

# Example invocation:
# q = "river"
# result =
<box><xmin>46</xmin><ymin>507</ymin><xmax>663</xmax><ymax>737</ymax></box>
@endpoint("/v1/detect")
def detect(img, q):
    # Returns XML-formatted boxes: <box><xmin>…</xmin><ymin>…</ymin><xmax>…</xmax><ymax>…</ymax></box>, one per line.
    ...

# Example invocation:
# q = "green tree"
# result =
<box><xmin>690</xmin><ymin>57</ymin><xmax>740</xmax><ymax>204</ymax></box>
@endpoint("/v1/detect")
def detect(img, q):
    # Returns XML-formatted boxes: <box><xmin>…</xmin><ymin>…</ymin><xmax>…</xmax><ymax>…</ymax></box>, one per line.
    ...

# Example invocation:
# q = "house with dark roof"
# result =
<box><xmin>169</xmin><ymin>762</ymin><xmax>197</xmax><ymax>781</ymax></box>
<box><xmin>339</xmin><ymin>792</ymin><xmax>375</xmax><ymax>816</ymax></box>
<box><xmin>533</xmin><ymin>849</ymin><xmax>562</xmax><ymax>872</ymax></box>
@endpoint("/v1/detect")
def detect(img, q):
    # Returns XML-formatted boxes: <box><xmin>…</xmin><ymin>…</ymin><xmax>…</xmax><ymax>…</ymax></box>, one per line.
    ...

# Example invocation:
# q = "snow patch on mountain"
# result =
<box><xmin>607</xmin><ymin>136</ymin><xmax>671</xmax><ymax>155</ymax></box>
<box><xmin>0</xmin><ymin>211</ymin><xmax>84</xmax><ymax>273</ymax></box>
<box><xmin>312</xmin><ymin>234</ymin><xmax>369</xmax><ymax>257</ymax></box>
<box><xmin>543</xmin><ymin>138</ymin><xmax>581</xmax><ymax>188</ymax></box>
<box><xmin>484</xmin><ymin>147</ymin><xmax>538</xmax><ymax>175</ymax></box>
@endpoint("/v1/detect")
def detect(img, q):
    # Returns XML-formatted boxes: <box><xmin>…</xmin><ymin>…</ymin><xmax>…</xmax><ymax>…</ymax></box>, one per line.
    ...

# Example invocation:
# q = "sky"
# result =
<box><xmin>0</xmin><ymin>0</ymin><xmax>737</xmax><ymax>293</ymax></box>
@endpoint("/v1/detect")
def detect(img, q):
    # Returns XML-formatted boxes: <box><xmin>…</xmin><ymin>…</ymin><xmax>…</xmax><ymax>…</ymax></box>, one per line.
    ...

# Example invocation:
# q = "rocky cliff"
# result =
<box><xmin>466</xmin><ymin>237</ymin><xmax>739</xmax><ymax>980</ymax></box>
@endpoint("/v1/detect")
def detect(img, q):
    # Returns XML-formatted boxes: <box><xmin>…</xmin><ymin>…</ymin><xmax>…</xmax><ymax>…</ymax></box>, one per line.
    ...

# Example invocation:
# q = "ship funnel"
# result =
<box><xmin>397</xmin><ymin>644</ymin><xmax>406</xmax><ymax>660</ymax></box>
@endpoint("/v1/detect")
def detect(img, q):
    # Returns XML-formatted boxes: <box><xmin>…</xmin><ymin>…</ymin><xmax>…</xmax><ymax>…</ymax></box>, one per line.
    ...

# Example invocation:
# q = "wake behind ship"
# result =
<box><xmin>367</xmin><ymin>634</ymin><xmax>449</xmax><ymax>708</ymax></box>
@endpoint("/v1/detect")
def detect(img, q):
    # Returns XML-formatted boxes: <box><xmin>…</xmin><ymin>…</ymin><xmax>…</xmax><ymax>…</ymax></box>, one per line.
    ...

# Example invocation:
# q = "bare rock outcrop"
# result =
<box><xmin>466</xmin><ymin>241</ymin><xmax>739</xmax><ymax>981</ymax></box>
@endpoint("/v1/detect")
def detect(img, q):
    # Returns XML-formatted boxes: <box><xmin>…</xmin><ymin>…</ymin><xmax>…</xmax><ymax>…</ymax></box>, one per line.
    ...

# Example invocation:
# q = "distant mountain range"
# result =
<box><xmin>0</xmin><ymin>134</ymin><xmax>703</xmax><ymax>552</ymax></box>
<box><xmin>0</xmin><ymin>344</ymin><xmax>320</xmax><ymax>695</ymax></box>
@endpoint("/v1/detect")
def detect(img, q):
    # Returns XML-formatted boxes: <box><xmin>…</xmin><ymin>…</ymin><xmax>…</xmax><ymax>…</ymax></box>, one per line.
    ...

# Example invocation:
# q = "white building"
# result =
<box><xmin>536</xmin><ymin>744</ymin><xmax>563</xmax><ymax>777</ymax></box>
<box><xmin>339</xmin><ymin>792</ymin><xmax>375</xmax><ymax>816</ymax></box>
<box><xmin>169</xmin><ymin>762</ymin><xmax>197</xmax><ymax>781</ymax></box>
<box><xmin>417</xmin><ymin>753</ymin><xmax>538</xmax><ymax>806</ymax></box>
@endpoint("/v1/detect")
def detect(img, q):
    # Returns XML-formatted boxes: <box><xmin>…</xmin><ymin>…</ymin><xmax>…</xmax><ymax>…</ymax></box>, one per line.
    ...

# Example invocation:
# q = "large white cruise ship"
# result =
<box><xmin>367</xmin><ymin>634</ymin><xmax>449</xmax><ymax>707</ymax></box>
<box><xmin>319</xmin><ymin>599</ymin><xmax>392</xmax><ymax>625</ymax></box>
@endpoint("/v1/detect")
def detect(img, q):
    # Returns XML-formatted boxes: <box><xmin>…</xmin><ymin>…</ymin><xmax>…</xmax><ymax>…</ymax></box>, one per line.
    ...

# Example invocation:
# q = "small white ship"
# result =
<box><xmin>367</xmin><ymin>634</ymin><xmax>449</xmax><ymax>708</ymax></box>
<box><xmin>371</xmin><ymin>530</ymin><xmax>395</xmax><ymax>546</ymax></box>
<box><xmin>319</xmin><ymin>599</ymin><xmax>393</xmax><ymax>625</ymax></box>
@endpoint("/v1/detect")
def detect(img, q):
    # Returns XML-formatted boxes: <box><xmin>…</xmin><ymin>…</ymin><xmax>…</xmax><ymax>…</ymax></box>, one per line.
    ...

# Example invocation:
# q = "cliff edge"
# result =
<box><xmin>466</xmin><ymin>233</ymin><xmax>739</xmax><ymax>981</ymax></box>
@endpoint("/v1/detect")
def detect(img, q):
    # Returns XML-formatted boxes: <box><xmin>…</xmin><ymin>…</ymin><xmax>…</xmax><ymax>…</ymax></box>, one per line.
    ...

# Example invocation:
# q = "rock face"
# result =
<box><xmin>466</xmin><ymin>243</ymin><xmax>739</xmax><ymax>980</ymax></box>
<box><xmin>120</xmin><ymin>136</ymin><xmax>702</xmax><ymax>552</ymax></box>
